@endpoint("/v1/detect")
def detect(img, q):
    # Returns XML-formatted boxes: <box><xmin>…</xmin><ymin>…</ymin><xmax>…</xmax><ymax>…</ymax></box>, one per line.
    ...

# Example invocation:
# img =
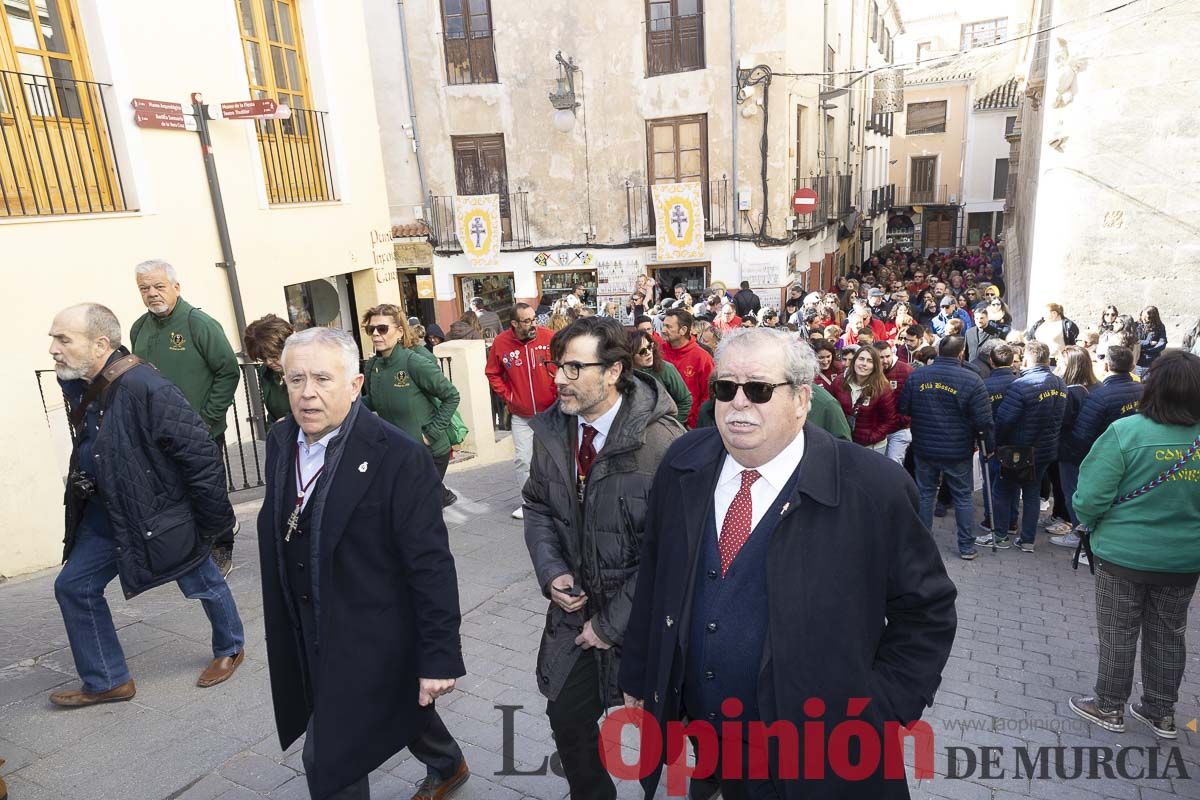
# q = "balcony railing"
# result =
<box><xmin>835</xmin><ymin>173</ymin><xmax>854</xmax><ymax>216</ymax></box>
<box><xmin>254</xmin><ymin>107</ymin><xmax>336</xmax><ymax>204</ymax></box>
<box><xmin>790</xmin><ymin>174</ymin><xmax>832</xmax><ymax>232</ymax></box>
<box><xmin>1</xmin><ymin>69</ymin><xmax>128</xmax><ymax>217</ymax></box>
<box><xmin>894</xmin><ymin>185</ymin><xmax>950</xmax><ymax>206</ymax></box>
<box><xmin>427</xmin><ymin>191</ymin><xmax>531</xmax><ymax>253</ymax></box>
<box><xmin>625</xmin><ymin>177</ymin><xmax>731</xmax><ymax>241</ymax></box>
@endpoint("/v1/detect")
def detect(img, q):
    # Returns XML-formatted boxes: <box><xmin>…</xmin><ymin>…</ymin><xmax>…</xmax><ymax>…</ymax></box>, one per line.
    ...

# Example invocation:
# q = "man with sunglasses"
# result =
<box><xmin>486</xmin><ymin>303</ymin><xmax>558</xmax><ymax>519</ymax></box>
<box><xmin>523</xmin><ymin>317</ymin><xmax>683</xmax><ymax>800</ymax></box>
<box><xmin>660</xmin><ymin>307</ymin><xmax>714</xmax><ymax>428</ymax></box>
<box><xmin>620</xmin><ymin>329</ymin><xmax>957</xmax><ymax>797</ymax></box>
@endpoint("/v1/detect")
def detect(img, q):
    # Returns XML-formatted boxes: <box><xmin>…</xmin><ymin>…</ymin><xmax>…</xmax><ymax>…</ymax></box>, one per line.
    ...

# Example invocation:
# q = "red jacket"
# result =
<box><xmin>661</xmin><ymin>337</ymin><xmax>713</xmax><ymax>428</ymax></box>
<box><xmin>485</xmin><ymin>327</ymin><xmax>557</xmax><ymax>418</ymax></box>
<box><xmin>885</xmin><ymin>359</ymin><xmax>914</xmax><ymax>428</ymax></box>
<box><xmin>831</xmin><ymin>378</ymin><xmax>899</xmax><ymax>447</ymax></box>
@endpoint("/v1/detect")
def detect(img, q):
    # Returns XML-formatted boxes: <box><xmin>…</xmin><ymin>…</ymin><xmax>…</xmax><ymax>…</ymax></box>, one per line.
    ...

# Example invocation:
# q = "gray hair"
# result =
<box><xmin>135</xmin><ymin>259</ymin><xmax>179</xmax><ymax>283</ymax></box>
<box><xmin>281</xmin><ymin>327</ymin><xmax>362</xmax><ymax>383</ymax></box>
<box><xmin>715</xmin><ymin>328</ymin><xmax>818</xmax><ymax>387</ymax></box>
<box><xmin>65</xmin><ymin>303</ymin><xmax>122</xmax><ymax>349</ymax></box>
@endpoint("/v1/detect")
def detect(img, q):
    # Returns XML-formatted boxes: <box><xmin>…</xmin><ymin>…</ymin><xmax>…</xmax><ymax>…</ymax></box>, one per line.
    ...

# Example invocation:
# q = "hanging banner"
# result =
<box><xmin>652</xmin><ymin>182</ymin><xmax>705</xmax><ymax>262</ymax></box>
<box><xmin>454</xmin><ymin>194</ymin><xmax>501</xmax><ymax>267</ymax></box>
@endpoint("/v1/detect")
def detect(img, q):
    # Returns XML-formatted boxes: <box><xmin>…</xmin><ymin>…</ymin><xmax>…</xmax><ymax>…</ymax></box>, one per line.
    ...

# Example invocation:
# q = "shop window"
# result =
<box><xmin>966</xmin><ymin>211</ymin><xmax>992</xmax><ymax>245</ymax></box>
<box><xmin>536</xmin><ymin>270</ymin><xmax>597</xmax><ymax>311</ymax></box>
<box><xmin>284</xmin><ymin>275</ymin><xmax>354</xmax><ymax>333</ymax></box>
<box><xmin>459</xmin><ymin>273</ymin><xmax>515</xmax><ymax>328</ymax></box>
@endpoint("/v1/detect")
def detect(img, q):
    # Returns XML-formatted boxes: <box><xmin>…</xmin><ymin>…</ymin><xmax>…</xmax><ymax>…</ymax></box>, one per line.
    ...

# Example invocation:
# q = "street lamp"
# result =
<box><xmin>548</xmin><ymin>51</ymin><xmax>580</xmax><ymax>133</ymax></box>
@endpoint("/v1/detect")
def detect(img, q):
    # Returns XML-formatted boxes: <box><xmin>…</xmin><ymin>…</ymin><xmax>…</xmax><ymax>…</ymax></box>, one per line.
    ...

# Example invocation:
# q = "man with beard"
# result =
<box><xmin>523</xmin><ymin>317</ymin><xmax>683</xmax><ymax>800</ymax></box>
<box><xmin>660</xmin><ymin>307</ymin><xmax>714</xmax><ymax>428</ymax></box>
<box><xmin>486</xmin><ymin>303</ymin><xmax>557</xmax><ymax>519</ymax></box>
<box><xmin>619</xmin><ymin>329</ymin><xmax>957</xmax><ymax>798</ymax></box>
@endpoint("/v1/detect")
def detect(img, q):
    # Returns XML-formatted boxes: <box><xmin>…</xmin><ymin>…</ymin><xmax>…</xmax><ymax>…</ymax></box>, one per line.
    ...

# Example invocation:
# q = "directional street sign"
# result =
<box><xmin>131</xmin><ymin>98</ymin><xmax>189</xmax><ymax>130</ymax></box>
<box><xmin>219</xmin><ymin>98</ymin><xmax>280</xmax><ymax>119</ymax></box>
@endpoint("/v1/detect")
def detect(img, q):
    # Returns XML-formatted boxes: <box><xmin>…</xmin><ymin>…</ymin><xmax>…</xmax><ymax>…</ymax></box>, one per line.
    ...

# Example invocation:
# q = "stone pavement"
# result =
<box><xmin>2</xmin><ymin>456</ymin><xmax>1199</xmax><ymax>800</ymax></box>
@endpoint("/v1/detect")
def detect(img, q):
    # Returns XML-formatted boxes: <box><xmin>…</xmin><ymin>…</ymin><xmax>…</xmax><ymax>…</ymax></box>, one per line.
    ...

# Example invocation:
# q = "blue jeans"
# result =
<box><xmin>54</xmin><ymin>523</ymin><xmax>245</xmax><ymax>694</ymax></box>
<box><xmin>979</xmin><ymin>453</ymin><xmax>1018</xmax><ymax>527</ymax></box>
<box><xmin>993</xmin><ymin>463</ymin><xmax>1051</xmax><ymax>544</ymax></box>
<box><xmin>1059</xmin><ymin>461</ymin><xmax>1081</xmax><ymax>525</ymax></box>
<box><xmin>915</xmin><ymin>456</ymin><xmax>976</xmax><ymax>554</ymax></box>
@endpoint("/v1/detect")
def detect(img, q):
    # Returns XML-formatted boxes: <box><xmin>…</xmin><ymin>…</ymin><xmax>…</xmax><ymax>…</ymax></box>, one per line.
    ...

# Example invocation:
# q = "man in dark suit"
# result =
<box><xmin>733</xmin><ymin>281</ymin><xmax>761</xmax><ymax>319</ymax></box>
<box><xmin>258</xmin><ymin>327</ymin><xmax>469</xmax><ymax>800</ymax></box>
<box><xmin>618</xmin><ymin>328</ymin><xmax>957</xmax><ymax>799</ymax></box>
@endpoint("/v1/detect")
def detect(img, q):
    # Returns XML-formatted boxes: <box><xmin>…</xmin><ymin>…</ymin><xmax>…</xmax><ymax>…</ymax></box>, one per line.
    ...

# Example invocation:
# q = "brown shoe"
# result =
<box><xmin>1</xmin><ymin>756</ymin><xmax>8</xmax><ymax>800</ymax></box>
<box><xmin>412</xmin><ymin>759</ymin><xmax>469</xmax><ymax>800</ymax></box>
<box><xmin>49</xmin><ymin>679</ymin><xmax>136</xmax><ymax>707</ymax></box>
<box><xmin>197</xmin><ymin>650</ymin><xmax>245</xmax><ymax>688</ymax></box>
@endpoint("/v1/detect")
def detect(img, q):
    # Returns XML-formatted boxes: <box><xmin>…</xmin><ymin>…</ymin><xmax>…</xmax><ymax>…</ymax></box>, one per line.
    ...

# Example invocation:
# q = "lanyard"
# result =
<box><xmin>285</xmin><ymin>441</ymin><xmax>325</xmax><ymax>541</ymax></box>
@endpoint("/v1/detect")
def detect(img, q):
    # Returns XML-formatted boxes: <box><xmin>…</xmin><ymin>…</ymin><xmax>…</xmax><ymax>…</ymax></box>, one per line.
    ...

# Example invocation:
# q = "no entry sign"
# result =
<box><xmin>793</xmin><ymin>187</ymin><xmax>818</xmax><ymax>212</ymax></box>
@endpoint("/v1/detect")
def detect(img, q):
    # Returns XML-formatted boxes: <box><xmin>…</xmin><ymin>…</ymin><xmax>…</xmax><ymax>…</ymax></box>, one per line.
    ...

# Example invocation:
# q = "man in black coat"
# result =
<box><xmin>619</xmin><ymin>328</ymin><xmax>958</xmax><ymax>799</ymax></box>
<box><xmin>524</xmin><ymin>318</ymin><xmax>683</xmax><ymax>800</ymax></box>
<box><xmin>733</xmin><ymin>281</ymin><xmax>762</xmax><ymax>319</ymax></box>
<box><xmin>48</xmin><ymin>303</ymin><xmax>245</xmax><ymax>707</ymax></box>
<box><xmin>258</xmin><ymin>327</ymin><xmax>468</xmax><ymax>800</ymax></box>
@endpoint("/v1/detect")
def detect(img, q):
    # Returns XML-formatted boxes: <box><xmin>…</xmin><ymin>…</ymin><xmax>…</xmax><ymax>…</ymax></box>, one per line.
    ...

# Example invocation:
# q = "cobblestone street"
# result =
<box><xmin>2</xmin><ymin>456</ymin><xmax>1199</xmax><ymax>800</ymax></box>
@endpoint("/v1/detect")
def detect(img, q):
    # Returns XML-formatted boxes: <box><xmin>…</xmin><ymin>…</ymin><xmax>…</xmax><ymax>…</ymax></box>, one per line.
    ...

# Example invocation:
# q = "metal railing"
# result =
<box><xmin>254</xmin><ymin>106</ymin><xmax>336</xmax><ymax>204</ymax></box>
<box><xmin>625</xmin><ymin>177</ymin><xmax>731</xmax><ymax>241</ymax></box>
<box><xmin>1</xmin><ymin>69</ymin><xmax>128</xmax><ymax>217</ymax></box>
<box><xmin>427</xmin><ymin>191</ymin><xmax>531</xmax><ymax>253</ymax></box>
<box><xmin>894</xmin><ymin>185</ymin><xmax>950</xmax><ymax>206</ymax></box>
<box><xmin>790</xmin><ymin>174</ymin><xmax>832</xmax><ymax>231</ymax></box>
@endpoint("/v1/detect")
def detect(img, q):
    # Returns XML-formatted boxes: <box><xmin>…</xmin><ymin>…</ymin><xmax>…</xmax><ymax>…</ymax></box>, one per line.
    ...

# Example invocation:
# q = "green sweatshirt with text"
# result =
<box><xmin>130</xmin><ymin>298</ymin><xmax>240</xmax><ymax>438</ymax></box>
<box><xmin>362</xmin><ymin>346</ymin><xmax>460</xmax><ymax>457</ymax></box>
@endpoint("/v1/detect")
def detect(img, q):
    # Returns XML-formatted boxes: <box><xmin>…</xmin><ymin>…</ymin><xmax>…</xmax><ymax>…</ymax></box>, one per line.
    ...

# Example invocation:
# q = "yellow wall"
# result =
<box><xmin>888</xmin><ymin>82</ymin><xmax>969</xmax><ymax>201</ymax></box>
<box><xmin>1</xmin><ymin>0</ymin><xmax>395</xmax><ymax>577</ymax></box>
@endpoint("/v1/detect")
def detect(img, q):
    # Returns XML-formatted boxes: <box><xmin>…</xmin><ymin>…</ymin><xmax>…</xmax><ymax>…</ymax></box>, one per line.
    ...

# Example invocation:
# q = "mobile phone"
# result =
<box><xmin>554</xmin><ymin>583</ymin><xmax>584</xmax><ymax>598</ymax></box>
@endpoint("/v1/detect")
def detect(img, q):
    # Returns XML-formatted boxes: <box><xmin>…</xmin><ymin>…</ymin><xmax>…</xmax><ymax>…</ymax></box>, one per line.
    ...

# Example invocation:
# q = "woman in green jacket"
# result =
<box><xmin>243</xmin><ymin>313</ymin><xmax>294</xmax><ymax>424</ymax></box>
<box><xmin>360</xmin><ymin>305</ymin><xmax>461</xmax><ymax>507</ymax></box>
<box><xmin>629</xmin><ymin>328</ymin><xmax>691</xmax><ymax>426</ymax></box>
<box><xmin>1069</xmin><ymin>351</ymin><xmax>1200</xmax><ymax>740</ymax></box>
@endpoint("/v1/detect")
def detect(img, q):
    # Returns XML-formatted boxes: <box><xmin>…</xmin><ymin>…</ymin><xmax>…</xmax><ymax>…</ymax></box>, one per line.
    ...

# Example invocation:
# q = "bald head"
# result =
<box><xmin>49</xmin><ymin>304</ymin><xmax>122</xmax><ymax>382</ymax></box>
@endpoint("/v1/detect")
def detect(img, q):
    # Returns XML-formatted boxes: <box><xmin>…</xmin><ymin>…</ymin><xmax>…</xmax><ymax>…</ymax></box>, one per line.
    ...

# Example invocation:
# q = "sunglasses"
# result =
<box><xmin>365</xmin><ymin>325</ymin><xmax>393</xmax><ymax>335</ymax></box>
<box><xmin>635</xmin><ymin>346</ymin><xmax>652</xmax><ymax>356</ymax></box>
<box><xmin>713</xmin><ymin>379</ymin><xmax>791</xmax><ymax>404</ymax></box>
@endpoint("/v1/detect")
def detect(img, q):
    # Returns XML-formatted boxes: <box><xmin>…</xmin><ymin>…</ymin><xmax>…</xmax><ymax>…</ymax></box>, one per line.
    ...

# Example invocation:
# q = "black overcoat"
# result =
<box><xmin>618</xmin><ymin>424</ymin><xmax>958</xmax><ymax>799</ymax></box>
<box><xmin>258</xmin><ymin>408</ymin><xmax>464</xmax><ymax>799</ymax></box>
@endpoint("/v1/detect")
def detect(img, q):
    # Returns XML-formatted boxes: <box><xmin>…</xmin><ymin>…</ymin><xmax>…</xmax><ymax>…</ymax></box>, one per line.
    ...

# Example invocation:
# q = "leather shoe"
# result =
<box><xmin>1</xmin><ymin>756</ymin><xmax>8</xmax><ymax>800</ymax></box>
<box><xmin>412</xmin><ymin>759</ymin><xmax>469</xmax><ymax>800</ymax></box>
<box><xmin>197</xmin><ymin>650</ymin><xmax>245</xmax><ymax>687</ymax></box>
<box><xmin>49</xmin><ymin>679</ymin><xmax>136</xmax><ymax>707</ymax></box>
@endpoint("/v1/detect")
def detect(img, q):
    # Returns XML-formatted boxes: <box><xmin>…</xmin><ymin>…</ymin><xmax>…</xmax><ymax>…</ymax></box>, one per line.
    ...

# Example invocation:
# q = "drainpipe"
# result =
<box><xmin>397</xmin><ymin>0</ymin><xmax>430</xmax><ymax>208</ymax></box>
<box><xmin>729</xmin><ymin>0</ymin><xmax>739</xmax><ymax>236</ymax></box>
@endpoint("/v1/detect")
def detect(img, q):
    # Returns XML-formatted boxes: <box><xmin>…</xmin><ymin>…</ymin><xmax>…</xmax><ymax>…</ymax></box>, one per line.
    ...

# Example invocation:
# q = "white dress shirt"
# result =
<box><xmin>577</xmin><ymin>395</ymin><xmax>623</xmax><ymax>455</ymax></box>
<box><xmin>713</xmin><ymin>430</ymin><xmax>806</xmax><ymax>538</ymax></box>
<box><xmin>295</xmin><ymin>426</ymin><xmax>341</xmax><ymax>511</ymax></box>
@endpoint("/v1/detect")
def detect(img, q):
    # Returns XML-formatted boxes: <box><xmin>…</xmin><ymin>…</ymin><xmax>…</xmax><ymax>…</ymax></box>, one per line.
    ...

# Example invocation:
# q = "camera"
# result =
<box><xmin>69</xmin><ymin>470</ymin><xmax>97</xmax><ymax>501</ymax></box>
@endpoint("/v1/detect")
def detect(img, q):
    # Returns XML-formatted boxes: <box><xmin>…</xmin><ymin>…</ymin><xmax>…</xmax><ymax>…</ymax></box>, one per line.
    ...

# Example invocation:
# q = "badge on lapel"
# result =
<box><xmin>358</xmin><ymin>462</ymin><xmax>369</xmax><ymax>473</ymax></box>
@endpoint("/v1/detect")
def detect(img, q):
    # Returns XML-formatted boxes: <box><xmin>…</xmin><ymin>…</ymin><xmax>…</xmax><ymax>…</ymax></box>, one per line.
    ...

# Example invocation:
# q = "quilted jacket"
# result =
<box><xmin>994</xmin><ymin>366</ymin><xmax>1069</xmax><ymax>464</ymax></box>
<box><xmin>1069</xmin><ymin>373</ymin><xmax>1144</xmax><ymax>458</ymax></box>
<box><xmin>61</xmin><ymin>349</ymin><xmax>234</xmax><ymax>598</ymax></box>
<box><xmin>898</xmin><ymin>357</ymin><xmax>995</xmax><ymax>462</ymax></box>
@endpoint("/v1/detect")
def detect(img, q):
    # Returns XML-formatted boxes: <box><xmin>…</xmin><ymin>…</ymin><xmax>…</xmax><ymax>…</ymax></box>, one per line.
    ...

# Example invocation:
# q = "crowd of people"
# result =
<box><xmin>37</xmin><ymin>247</ymin><xmax>1200</xmax><ymax>799</ymax></box>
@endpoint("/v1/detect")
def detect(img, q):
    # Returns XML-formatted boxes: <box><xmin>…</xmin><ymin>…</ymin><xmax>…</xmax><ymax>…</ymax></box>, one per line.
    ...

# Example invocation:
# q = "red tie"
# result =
<box><xmin>719</xmin><ymin>469</ymin><xmax>761</xmax><ymax>575</ymax></box>
<box><xmin>577</xmin><ymin>424</ymin><xmax>598</xmax><ymax>479</ymax></box>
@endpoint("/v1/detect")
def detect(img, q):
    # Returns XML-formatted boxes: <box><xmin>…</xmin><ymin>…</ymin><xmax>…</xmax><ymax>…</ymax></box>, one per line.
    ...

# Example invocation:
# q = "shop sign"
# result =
<box><xmin>534</xmin><ymin>251</ymin><xmax>594</xmax><ymax>268</ymax></box>
<box><xmin>416</xmin><ymin>275</ymin><xmax>436</xmax><ymax>299</ymax></box>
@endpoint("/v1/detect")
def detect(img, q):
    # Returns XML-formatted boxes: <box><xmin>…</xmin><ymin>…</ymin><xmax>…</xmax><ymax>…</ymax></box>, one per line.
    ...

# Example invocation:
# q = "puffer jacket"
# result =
<box><xmin>61</xmin><ymin>349</ymin><xmax>233</xmax><ymax>598</ymax></box>
<box><xmin>1069</xmin><ymin>373</ymin><xmax>1144</xmax><ymax>458</ymax></box>
<box><xmin>898</xmin><ymin>356</ymin><xmax>994</xmax><ymax>462</ymax></box>
<box><xmin>831</xmin><ymin>378</ymin><xmax>899</xmax><ymax>447</ymax></box>
<box><xmin>1057</xmin><ymin>384</ymin><xmax>1092</xmax><ymax>465</ymax></box>
<box><xmin>994</xmin><ymin>366</ymin><xmax>1069</xmax><ymax>464</ymax></box>
<box><xmin>523</xmin><ymin>373</ymin><xmax>684</xmax><ymax>704</ymax></box>
<box><xmin>984</xmin><ymin>367</ymin><xmax>1018</xmax><ymax>416</ymax></box>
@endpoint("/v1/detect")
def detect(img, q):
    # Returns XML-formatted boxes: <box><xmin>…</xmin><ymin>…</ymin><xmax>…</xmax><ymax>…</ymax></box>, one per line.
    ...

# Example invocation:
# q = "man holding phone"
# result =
<box><xmin>523</xmin><ymin>317</ymin><xmax>683</xmax><ymax>800</ymax></box>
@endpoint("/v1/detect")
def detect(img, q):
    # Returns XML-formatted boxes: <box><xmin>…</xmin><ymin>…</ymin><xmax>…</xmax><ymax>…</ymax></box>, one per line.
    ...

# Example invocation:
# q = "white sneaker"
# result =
<box><xmin>511</xmin><ymin>507</ymin><xmax>524</xmax><ymax>520</ymax></box>
<box><xmin>1044</xmin><ymin>520</ymin><xmax>1073</xmax><ymax>535</ymax></box>
<box><xmin>1050</xmin><ymin>532</ymin><xmax>1081</xmax><ymax>548</ymax></box>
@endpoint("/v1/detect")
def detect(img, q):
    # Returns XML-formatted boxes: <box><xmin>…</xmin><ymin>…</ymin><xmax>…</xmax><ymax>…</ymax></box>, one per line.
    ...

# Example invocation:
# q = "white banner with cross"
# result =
<box><xmin>454</xmin><ymin>194</ymin><xmax>502</xmax><ymax>268</ymax></box>
<box><xmin>652</xmin><ymin>182</ymin><xmax>705</xmax><ymax>262</ymax></box>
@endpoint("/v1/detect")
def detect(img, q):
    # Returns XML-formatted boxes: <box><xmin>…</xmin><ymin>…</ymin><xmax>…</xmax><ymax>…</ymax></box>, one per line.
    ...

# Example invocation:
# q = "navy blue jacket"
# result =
<box><xmin>1057</xmin><ymin>384</ymin><xmax>1093</xmax><ymax>464</ymax></box>
<box><xmin>898</xmin><ymin>357</ymin><xmax>995</xmax><ymax>461</ymax></box>
<box><xmin>618</xmin><ymin>426</ymin><xmax>957</xmax><ymax>799</ymax></box>
<box><xmin>1069</xmin><ymin>373</ymin><xmax>1144</xmax><ymax>458</ymax></box>
<box><xmin>60</xmin><ymin>348</ymin><xmax>233</xmax><ymax>598</ymax></box>
<box><xmin>1137</xmin><ymin>323</ymin><xmax>1167</xmax><ymax>369</ymax></box>
<box><xmin>994</xmin><ymin>366</ymin><xmax>1069</xmax><ymax>463</ymax></box>
<box><xmin>983</xmin><ymin>367</ymin><xmax>1018</xmax><ymax>417</ymax></box>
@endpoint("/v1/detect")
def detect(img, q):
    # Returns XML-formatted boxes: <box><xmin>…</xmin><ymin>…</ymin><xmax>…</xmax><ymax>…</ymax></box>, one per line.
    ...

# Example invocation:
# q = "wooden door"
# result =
<box><xmin>452</xmin><ymin>133</ymin><xmax>511</xmax><ymax>239</ymax></box>
<box><xmin>646</xmin><ymin>114</ymin><xmax>707</xmax><ymax>230</ymax></box>
<box><xmin>910</xmin><ymin>156</ymin><xmax>936</xmax><ymax>204</ymax></box>
<box><xmin>924</xmin><ymin>210</ymin><xmax>954</xmax><ymax>250</ymax></box>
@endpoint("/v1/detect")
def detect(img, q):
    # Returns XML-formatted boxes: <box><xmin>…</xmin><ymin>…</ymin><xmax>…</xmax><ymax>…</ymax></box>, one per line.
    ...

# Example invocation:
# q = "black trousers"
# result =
<box><xmin>546</xmin><ymin>653</ymin><xmax>616</xmax><ymax>800</ymax></box>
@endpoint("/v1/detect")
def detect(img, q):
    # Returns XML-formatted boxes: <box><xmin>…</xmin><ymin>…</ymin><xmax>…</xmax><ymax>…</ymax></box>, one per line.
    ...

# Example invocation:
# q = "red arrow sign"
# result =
<box><xmin>220</xmin><ymin>99</ymin><xmax>279</xmax><ymax>119</ymax></box>
<box><xmin>793</xmin><ymin>187</ymin><xmax>818</xmax><ymax>211</ymax></box>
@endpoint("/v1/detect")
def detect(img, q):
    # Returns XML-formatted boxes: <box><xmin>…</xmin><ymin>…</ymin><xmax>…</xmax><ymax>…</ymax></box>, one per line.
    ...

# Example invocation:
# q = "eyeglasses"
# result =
<box><xmin>365</xmin><ymin>325</ymin><xmax>392</xmax><ymax>335</ymax></box>
<box><xmin>546</xmin><ymin>360</ymin><xmax>606</xmax><ymax>380</ymax></box>
<box><xmin>712</xmin><ymin>379</ymin><xmax>792</xmax><ymax>404</ymax></box>
<box><xmin>513</xmin><ymin>317</ymin><xmax>535</xmax><ymax>326</ymax></box>
<box><xmin>635</xmin><ymin>347</ymin><xmax>652</xmax><ymax>356</ymax></box>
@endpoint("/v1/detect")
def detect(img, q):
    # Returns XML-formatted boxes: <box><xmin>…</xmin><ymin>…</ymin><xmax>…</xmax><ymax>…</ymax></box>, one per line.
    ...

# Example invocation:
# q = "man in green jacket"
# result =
<box><xmin>131</xmin><ymin>260</ymin><xmax>240</xmax><ymax>574</ymax></box>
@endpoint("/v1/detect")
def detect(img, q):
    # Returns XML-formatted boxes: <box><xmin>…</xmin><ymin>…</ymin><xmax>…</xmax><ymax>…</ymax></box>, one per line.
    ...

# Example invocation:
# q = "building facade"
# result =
<box><xmin>963</xmin><ymin>77</ymin><xmax>1019</xmax><ymax>247</ymax></box>
<box><xmin>3</xmin><ymin>0</ymin><xmax>397</xmax><ymax>576</ymax></box>
<box><xmin>1005</xmin><ymin>0</ymin><xmax>1199</xmax><ymax>337</ymax></box>
<box><xmin>364</xmin><ymin>0</ymin><xmax>902</xmax><ymax>328</ymax></box>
